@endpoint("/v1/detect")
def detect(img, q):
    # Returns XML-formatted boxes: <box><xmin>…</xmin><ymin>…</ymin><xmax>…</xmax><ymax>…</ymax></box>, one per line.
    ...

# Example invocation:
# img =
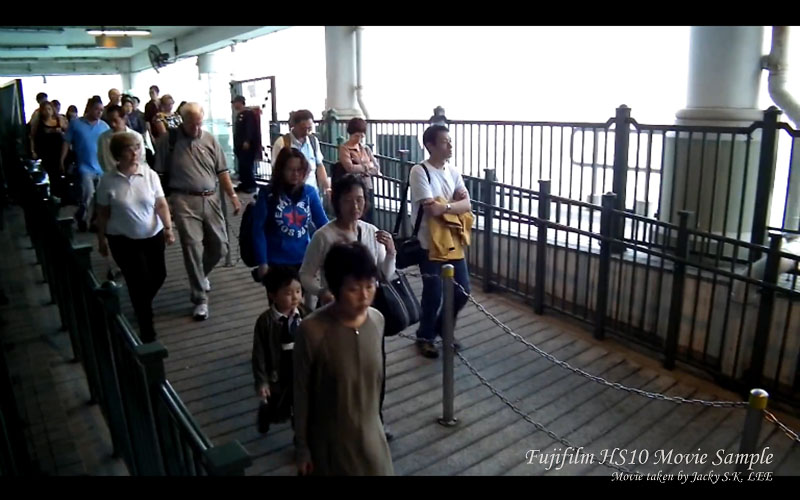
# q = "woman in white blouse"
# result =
<box><xmin>300</xmin><ymin>174</ymin><xmax>396</xmax><ymax>305</ymax></box>
<box><xmin>95</xmin><ymin>132</ymin><xmax>175</xmax><ymax>343</ymax></box>
<box><xmin>299</xmin><ymin>173</ymin><xmax>396</xmax><ymax>441</ymax></box>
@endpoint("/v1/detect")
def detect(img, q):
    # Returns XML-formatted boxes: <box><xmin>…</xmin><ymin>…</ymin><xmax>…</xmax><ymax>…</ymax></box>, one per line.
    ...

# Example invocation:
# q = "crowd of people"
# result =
<box><xmin>26</xmin><ymin>87</ymin><xmax>474</xmax><ymax>476</ymax></box>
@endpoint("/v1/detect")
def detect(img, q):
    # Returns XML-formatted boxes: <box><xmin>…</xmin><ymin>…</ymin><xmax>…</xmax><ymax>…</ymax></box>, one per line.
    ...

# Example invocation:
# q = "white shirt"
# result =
<box><xmin>409</xmin><ymin>160</ymin><xmax>467</xmax><ymax>250</ymax></box>
<box><xmin>272</xmin><ymin>133</ymin><xmax>325</xmax><ymax>193</ymax></box>
<box><xmin>95</xmin><ymin>162</ymin><xmax>165</xmax><ymax>239</ymax></box>
<box><xmin>97</xmin><ymin>127</ymin><xmax>146</xmax><ymax>174</ymax></box>
<box><xmin>299</xmin><ymin>219</ymin><xmax>396</xmax><ymax>297</ymax></box>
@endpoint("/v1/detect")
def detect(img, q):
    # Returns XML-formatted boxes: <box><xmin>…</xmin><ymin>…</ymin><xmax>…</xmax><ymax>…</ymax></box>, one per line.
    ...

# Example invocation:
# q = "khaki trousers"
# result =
<box><xmin>170</xmin><ymin>192</ymin><xmax>228</xmax><ymax>305</ymax></box>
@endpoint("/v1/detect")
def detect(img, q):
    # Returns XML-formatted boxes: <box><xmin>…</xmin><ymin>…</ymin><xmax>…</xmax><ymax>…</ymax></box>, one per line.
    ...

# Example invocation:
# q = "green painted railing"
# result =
<box><xmin>14</xmin><ymin>160</ymin><xmax>251</xmax><ymax>476</ymax></box>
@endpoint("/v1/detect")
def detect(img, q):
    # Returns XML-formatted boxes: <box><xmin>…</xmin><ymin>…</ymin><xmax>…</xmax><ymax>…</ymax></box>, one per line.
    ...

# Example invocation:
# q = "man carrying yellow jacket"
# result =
<box><xmin>409</xmin><ymin>125</ymin><xmax>473</xmax><ymax>359</ymax></box>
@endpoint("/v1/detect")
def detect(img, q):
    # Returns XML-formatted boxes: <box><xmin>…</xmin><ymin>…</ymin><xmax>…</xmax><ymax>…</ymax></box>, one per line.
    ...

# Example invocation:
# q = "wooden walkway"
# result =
<box><xmin>76</xmin><ymin>192</ymin><xmax>800</xmax><ymax>477</ymax></box>
<box><xmin>1</xmin><ymin>206</ymin><xmax>127</xmax><ymax>475</ymax></box>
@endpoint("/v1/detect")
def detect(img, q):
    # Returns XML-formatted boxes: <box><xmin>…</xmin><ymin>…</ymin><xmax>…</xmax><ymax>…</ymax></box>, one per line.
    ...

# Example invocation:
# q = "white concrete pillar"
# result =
<box><xmin>197</xmin><ymin>52</ymin><xmax>234</xmax><ymax>167</ymax></box>
<box><xmin>121</xmin><ymin>72</ymin><xmax>133</xmax><ymax>95</ymax></box>
<box><xmin>676</xmin><ymin>26</ymin><xmax>765</xmax><ymax>125</ymax></box>
<box><xmin>324</xmin><ymin>26</ymin><xmax>361</xmax><ymax>119</ymax></box>
<box><xmin>660</xmin><ymin>26</ymin><xmax>767</xmax><ymax>243</ymax></box>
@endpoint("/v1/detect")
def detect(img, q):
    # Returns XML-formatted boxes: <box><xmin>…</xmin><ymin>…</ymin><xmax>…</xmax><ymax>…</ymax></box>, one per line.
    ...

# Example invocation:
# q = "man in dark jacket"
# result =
<box><xmin>232</xmin><ymin>95</ymin><xmax>262</xmax><ymax>194</ymax></box>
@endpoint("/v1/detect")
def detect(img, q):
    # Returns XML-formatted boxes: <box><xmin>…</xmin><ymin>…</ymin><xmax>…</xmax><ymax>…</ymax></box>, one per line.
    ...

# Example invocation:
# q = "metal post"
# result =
<box><xmin>438</xmin><ymin>264</ymin><xmax>458</xmax><ymax>427</ymax></box>
<box><xmin>611</xmin><ymin>105</ymin><xmax>631</xmax><ymax>252</ymax></box>
<box><xmin>737</xmin><ymin>388</ymin><xmax>769</xmax><ymax>473</ymax></box>
<box><xmin>71</xmin><ymin>243</ymin><xmax>102</xmax><ymax>405</ymax></box>
<box><xmin>398</xmin><ymin>149</ymin><xmax>410</xmax><ymax>237</ymax></box>
<box><xmin>482</xmin><ymin>168</ymin><xmax>496</xmax><ymax>292</ymax></box>
<box><xmin>664</xmin><ymin>210</ymin><xmax>692</xmax><ymax>369</ymax></box>
<box><xmin>750</xmin><ymin>107</ymin><xmax>781</xmax><ymax>257</ymax></box>
<box><xmin>749</xmin><ymin>232</ymin><xmax>783</xmax><ymax>387</ymax></box>
<box><xmin>534</xmin><ymin>180</ymin><xmax>551</xmax><ymax>314</ymax></box>
<box><xmin>594</xmin><ymin>192</ymin><xmax>617</xmax><ymax>340</ymax></box>
<box><xmin>135</xmin><ymin>341</ymin><xmax>169</xmax><ymax>476</ymax></box>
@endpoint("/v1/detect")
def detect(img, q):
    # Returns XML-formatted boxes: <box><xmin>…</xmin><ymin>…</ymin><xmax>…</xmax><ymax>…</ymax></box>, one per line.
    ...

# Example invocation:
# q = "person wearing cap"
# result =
<box><xmin>232</xmin><ymin>95</ymin><xmax>262</xmax><ymax>194</ymax></box>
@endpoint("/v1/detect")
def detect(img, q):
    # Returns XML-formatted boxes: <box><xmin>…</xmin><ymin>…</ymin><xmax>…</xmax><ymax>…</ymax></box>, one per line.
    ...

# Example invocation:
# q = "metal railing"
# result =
<box><xmin>12</xmin><ymin>160</ymin><xmax>252</xmax><ymax>476</ymax></box>
<box><xmin>270</xmin><ymin>105</ymin><xmax>799</xmax><ymax>249</ymax></box>
<box><xmin>265</xmin><ymin>108</ymin><xmax>800</xmax><ymax>406</ymax></box>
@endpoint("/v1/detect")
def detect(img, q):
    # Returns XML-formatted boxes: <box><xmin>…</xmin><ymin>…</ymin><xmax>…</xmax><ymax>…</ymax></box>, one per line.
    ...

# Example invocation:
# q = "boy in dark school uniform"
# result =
<box><xmin>252</xmin><ymin>266</ymin><xmax>310</xmax><ymax>433</ymax></box>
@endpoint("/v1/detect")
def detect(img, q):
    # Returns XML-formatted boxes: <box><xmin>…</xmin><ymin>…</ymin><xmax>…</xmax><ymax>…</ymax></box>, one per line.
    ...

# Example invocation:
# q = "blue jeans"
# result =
<box><xmin>417</xmin><ymin>257</ymin><xmax>471</xmax><ymax>342</ymax></box>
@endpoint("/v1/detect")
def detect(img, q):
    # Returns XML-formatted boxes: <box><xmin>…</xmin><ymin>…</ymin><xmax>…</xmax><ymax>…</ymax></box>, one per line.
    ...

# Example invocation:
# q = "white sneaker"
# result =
<box><xmin>203</xmin><ymin>277</ymin><xmax>211</xmax><ymax>292</ymax></box>
<box><xmin>193</xmin><ymin>303</ymin><xmax>209</xmax><ymax>321</ymax></box>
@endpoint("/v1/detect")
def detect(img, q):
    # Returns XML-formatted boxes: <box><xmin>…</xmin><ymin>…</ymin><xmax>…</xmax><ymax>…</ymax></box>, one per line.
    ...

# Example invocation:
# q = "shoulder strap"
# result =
<box><xmin>357</xmin><ymin>225</ymin><xmax>362</xmax><ymax>243</ymax></box>
<box><xmin>165</xmin><ymin>127</ymin><xmax>179</xmax><ymax>171</ymax></box>
<box><xmin>393</xmin><ymin>162</ymin><xmax>431</xmax><ymax>237</ymax></box>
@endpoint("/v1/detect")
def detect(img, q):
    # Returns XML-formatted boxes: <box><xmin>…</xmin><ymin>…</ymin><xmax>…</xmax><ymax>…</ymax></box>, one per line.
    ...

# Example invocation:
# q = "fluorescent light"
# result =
<box><xmin>86</xmin><ymin>29</ymin><xmax>151</xmax><ymax>37</ymax></box>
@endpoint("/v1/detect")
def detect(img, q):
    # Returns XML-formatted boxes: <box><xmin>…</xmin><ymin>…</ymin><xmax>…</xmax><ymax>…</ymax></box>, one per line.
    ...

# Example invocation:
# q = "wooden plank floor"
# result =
<box><xmin>78</xmin><ymin>193</ymin><xmax>800</xmax><ymax>477</ymax></box>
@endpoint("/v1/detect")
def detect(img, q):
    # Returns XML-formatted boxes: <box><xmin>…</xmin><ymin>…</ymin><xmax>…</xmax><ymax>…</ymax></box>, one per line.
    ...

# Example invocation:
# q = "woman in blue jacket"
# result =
<box><xmin>253</xmin><ymin>148</ymin><xmax>329</xmax><ymax>281</ymax></box>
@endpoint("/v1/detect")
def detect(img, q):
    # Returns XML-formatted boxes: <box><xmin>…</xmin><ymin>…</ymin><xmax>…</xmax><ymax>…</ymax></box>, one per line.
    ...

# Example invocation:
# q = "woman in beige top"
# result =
<box><xmin>293</xmin><ymin>242</ymin><xmax>393</xmax><ymax>476</ymax></box>
<box><xmin>338</xmin><ymin>117</ymin><xmax>380</xmax><ymax>223</ymax></box>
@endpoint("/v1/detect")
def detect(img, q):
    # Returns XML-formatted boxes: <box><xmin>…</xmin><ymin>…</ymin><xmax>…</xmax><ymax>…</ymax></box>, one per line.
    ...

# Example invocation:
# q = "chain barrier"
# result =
<box><xmin>393</xmin><ymin>320</ymin><xmax>635</xmax><ymax>474</ymax></box>
<box><xmin>763</xmin><ymin>410</ymin><xmax>800</xmax><ymax>445</ymax></box>
<box><xmin>404</xmin><ymin>270</ymin><xmax>748</xmax><ymax>409</ymax></box>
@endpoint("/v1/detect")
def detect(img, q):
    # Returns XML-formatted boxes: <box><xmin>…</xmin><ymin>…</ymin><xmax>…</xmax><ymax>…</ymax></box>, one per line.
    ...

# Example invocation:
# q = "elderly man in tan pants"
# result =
<box><xmin>154</xmin><ymin>102</ymin><xmax>242</xmax><ymax>320</ymax></box>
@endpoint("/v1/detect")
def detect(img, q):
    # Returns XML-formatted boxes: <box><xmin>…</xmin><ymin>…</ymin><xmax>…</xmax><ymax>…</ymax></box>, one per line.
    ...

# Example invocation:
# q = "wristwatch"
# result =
<box><xmin>446</xmin><ymin>203</ymin><xmax>452</xmax><ymax>213</ymax></box>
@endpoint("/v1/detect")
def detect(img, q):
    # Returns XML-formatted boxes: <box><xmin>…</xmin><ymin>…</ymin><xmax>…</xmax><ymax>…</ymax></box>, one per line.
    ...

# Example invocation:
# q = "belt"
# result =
<box><xmin>281</xmin><ymin>342</ymin><xmax>294</xmax><ymax>351</ymax></box>
<box><xmin>171</xmin><ymin>188</ymin><xmax>216</xmax><ymax>197</ymax></box>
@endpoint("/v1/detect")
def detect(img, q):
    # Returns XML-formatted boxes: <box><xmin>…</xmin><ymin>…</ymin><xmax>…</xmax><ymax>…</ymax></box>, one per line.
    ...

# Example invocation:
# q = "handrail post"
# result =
<box><xmin>737</xmin><ymin>389</ymin><xmax>769</xmax><ymax>473</ymax></box>
<box><xmin>438</xmin><ymin>264</ymin><xmax>458</xmax><ymax>427</ymax></box>
<box><xmin>750</xmin><ymin>107</ymin><xmax>781</xmax><ymax>258</ymax></box>
<box><xmin>134</xmin><ymin>341</ymin><xmax>169</xmax><ymax>476</ymax></box>
<box><xmin>482</xmin><ymin>168</ymin><xmax>496</xmax><ymax>292</ymax></box>
<box><xmin>594</xmin><ymin>192</ymin><xmax>617</xmax><ymax>340</ymax></box>
<box><xmin>534</xmin><ymin>180</ymin><xmax>551</xmax><ymax>314</ymax></box>
<box><xmin>611</xmin><ymin>105</ymin><xmax>631</xmax><ymax>253</ymax></box>
<box><xmin>203</xmin><ymin>441</ymin><xmax>252</xmax><ymax>476</ymax></box>
<box><xmin>91</xmin><ymin>282</ymin><xmax>136</xmax><ymax>470</ymax></box>
<box><xmin>664</xmin><ymin>210</ymin><xmax>692</xmax><ymax>369</ymax></box>
<box><xmin>397</xmin><ymin>149</ymin><xmax>410</xmax><ymax>237</ymax></box>
<box><xmin>749</xmin><ymin>232</ymin><xmax>783</xmax><ymax>387</ymax></box>
<box><xmin>71</xmin><ymin>243</ymin><xmax>102</xmax><ymax>404</ymax></box>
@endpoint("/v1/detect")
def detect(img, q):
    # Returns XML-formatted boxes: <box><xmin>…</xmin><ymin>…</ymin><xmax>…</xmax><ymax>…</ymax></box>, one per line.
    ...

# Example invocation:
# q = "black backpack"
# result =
<box><xmin>239</xmin><ymin>197</ymin><xmax>258</xmax><ymax>268</ymax></box>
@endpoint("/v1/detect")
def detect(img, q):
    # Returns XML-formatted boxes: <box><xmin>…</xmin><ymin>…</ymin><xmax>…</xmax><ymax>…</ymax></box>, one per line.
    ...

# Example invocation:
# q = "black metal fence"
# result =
<box><xmin>10</xmin><ymin>161</ymin><xmax>252</xmax><ymax>476</ymax></box>
<box><xmin>265</xmin><ymin>107</ymin><xmax>800</xmax><ymax>406</ymax></box>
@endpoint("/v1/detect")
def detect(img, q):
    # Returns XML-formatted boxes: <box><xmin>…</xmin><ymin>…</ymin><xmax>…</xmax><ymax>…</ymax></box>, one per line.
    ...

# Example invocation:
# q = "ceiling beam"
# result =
<box><xmin>0</xmin><ymin>59</ymin><xmax>132</xmax><ymax>77</ymax></box>
<box><xmin>129</xmin><ymin>26</ymin><xmax>290</xmax><ymax>73</ymax></box>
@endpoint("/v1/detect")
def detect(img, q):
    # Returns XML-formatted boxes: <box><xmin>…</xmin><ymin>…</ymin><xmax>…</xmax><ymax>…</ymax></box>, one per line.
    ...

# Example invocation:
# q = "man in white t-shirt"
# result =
<box><xmin>409</xmin><ymin>125</ymin><xmax>472</xmax><ymax>359</ymax></box>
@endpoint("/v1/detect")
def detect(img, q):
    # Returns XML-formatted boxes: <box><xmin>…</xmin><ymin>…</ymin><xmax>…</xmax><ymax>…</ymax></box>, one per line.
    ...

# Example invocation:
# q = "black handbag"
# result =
<box><xmin>359</xmin><ymin>228</ymin><xmax>422</xmax><ymax>336</ymax></box>
<box><xmin>393</xmin><ymin>163</ymin><xmax>430</xmax><ymax>270</ymax></box>
<box><xmin>257</xmin><ymin>399</ymin><xmax>271</xmax><ymax>434</ymax></box>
